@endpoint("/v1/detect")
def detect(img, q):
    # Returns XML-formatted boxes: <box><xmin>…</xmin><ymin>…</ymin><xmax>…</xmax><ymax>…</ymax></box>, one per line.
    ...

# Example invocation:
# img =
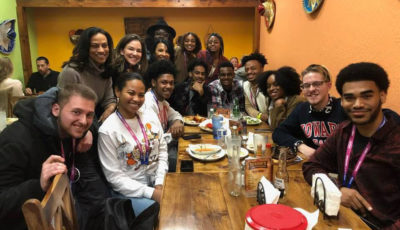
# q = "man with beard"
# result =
<box><xmin>143</xmin><ymin>60</ymin><xmax>183</xmax><ymax>172</ymax></box>
<box><xmin>302</xmin><ymin>62</ymin><xmax>400</xmax><ymax>229</ymax></box>
<box><xmin>25</xmin><ymin>56</ymin><xmax>59</xmax><ymax>95</ymax></box>
<box><xmin>242</xmin><ymin>52</ymin><xmax>268</xmax><ymax>121</ymax></box>
<box><xmin>273</xmin><ymin>64</ymin><xmax>346</xmax><ymax>157</ymax></box>
<box><xmin>0</xmin><ymin>84</ymin><xmax>111</xmax><ymax>229</ymax></box>
<box><xmin>207</xmin><ymin>61</ymin><xmax>245</xmax><ymax>112</ymax></box>
<box><xmin>169</xmin><ymin>59</ymin><xmax>208</xmax><ymax>116</ymax></box>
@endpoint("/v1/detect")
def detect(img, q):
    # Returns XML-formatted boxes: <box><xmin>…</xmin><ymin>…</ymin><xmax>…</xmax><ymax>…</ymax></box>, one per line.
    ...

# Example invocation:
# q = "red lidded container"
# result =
<box><xmin>245</xmin><ymin>204</ymin><xmax>308</xmax><ymax>230</ymax></box>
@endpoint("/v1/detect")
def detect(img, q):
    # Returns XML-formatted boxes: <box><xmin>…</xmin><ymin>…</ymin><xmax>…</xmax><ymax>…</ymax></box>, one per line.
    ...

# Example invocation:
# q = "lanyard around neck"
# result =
<box><xmin>343</xmin><ymin>116</ymin><xmax>386</xmax><ymax>187</ymax></box>
<box><xmin>249</xmin><ymin>87</ymin><xmax>259</xmax><ymax>110</ymax></box>
<box><xmin>60</xmin><ymin>139</ymin><xmax>76</xmax><ymax>182</ymax></box>
<box><xmin>151</xmin><ymin>90</ymin><xmax>168</xmax><ymax>131</ymax></box>
<box><xmin>116</xmin><ymin>110</ymin><xmax>150</xmax><ymax>165</ymax></box>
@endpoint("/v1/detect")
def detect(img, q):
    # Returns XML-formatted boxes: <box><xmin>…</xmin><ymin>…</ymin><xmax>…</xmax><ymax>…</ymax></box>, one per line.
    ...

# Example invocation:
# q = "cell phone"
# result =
<box><xmin>180</xmin><ymin>160</ymin><xmax>194</xmax><ymax>172</ymax></box>
<box><xmin>182</xmin><ymin>134</ymin><xmax>201</xmax><ymax>140</ymax></box>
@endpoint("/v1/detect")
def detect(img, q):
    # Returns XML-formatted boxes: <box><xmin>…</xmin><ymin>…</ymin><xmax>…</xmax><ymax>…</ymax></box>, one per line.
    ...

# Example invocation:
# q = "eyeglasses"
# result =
<box><xmin>300</xmin><ymin>80</ymin><xmax>327</xmax><ymax>90</ymax></box>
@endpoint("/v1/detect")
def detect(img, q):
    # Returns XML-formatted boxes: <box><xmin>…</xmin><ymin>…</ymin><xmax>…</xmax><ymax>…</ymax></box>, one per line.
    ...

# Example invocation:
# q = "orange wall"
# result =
<box><xmin>259</xmin><ymin>0</ymin><xmax>400</xmax><ymax>113</ymax></box>
<box><xmin>32</xmin><ymin>7</ymin><xmax>254</xmax><ymax>72</ymax></box>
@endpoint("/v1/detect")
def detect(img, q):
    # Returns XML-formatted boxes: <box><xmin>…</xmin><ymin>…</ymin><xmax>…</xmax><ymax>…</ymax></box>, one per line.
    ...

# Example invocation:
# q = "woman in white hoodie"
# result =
<box><xmin>98</xmin><ymin>72</ymin><xmax>168</xmax><ymax>216</ymax></box>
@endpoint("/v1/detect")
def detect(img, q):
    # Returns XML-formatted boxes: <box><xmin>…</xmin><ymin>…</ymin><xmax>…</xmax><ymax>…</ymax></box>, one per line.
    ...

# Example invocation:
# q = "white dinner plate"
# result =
<box><xmin>199</xmin><ymin>119</ymin><xmax>213</xmax><ymax>132</ymax></box>
<box><xmin>189</xmin><ymin>144</ymin><xmax>221</xmax><ymax>155</ymax></box>
<box><xmin>186</xmin><ymin>148</ymin><xmax>226</xmax><ymax>161</ymax></box>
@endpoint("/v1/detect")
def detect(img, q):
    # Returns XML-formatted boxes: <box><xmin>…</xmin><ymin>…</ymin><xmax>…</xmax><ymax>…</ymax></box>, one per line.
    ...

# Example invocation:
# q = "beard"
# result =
<box><xmin>349</xmin><ymin>100</ymin><xmax>382</xmax><ymax>126</ymax></box>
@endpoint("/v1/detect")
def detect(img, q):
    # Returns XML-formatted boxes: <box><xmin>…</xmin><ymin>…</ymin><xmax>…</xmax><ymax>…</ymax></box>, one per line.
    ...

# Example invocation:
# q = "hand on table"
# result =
<box><xmin>340</xmin><ymin>187</ymin><xmax>373</xmax><ymax>216</ymax></box>
<box><xmin>152</xmin><ymin>186</ymin><xmax>163</xmax><ymax>203</ymax></box>
<box><xmin>25</xmin><ymin>88</ymin><xmax>33</xmax><ymax>95</ymax></box>
<box><xmin>40</xmin><ymin>155</ymin><xmax>67</xmax><ymax>191</ymax></box>
<box><xmin>168</xmin><ymin>120</ymin><xmax>184</xmax><ymax>138</ymax></box>
<box><xmin>298</xmin><ymin>144</ymin><xmax>315</xmax><ymax>158</ymax></box>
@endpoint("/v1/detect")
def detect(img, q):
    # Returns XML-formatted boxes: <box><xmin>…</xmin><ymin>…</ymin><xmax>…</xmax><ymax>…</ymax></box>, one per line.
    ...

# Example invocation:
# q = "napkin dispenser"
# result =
<box><xmin>256</xmin><ymin>176</ymin><xmax>280</xmax><ymax>205</ymax></box>
<box><xmin>311</xmin><ymin>173</ymin><xmax>342</xmax><ymax>217</ymax></box>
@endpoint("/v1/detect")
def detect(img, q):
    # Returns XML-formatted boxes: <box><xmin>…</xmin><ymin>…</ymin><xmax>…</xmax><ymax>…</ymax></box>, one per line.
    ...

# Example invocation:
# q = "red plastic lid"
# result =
<box><xmin>245</xmin><ymin>204</ymin><xmax>308</xmax><ymax>230</ymax></box>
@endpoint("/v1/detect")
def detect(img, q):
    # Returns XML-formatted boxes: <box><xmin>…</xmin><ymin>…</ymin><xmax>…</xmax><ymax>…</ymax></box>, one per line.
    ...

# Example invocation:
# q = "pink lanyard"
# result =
<box><xmin>343</xmin><ymin>116</ymin><xmax>386</xmax><ymax>187</ymax></box>
<box><xmin>151</xmin><ymin>90</ymin><xmax>168</xmax><ymax>131</ymax></box>
<box><xmin>249</xmin><ymin>88</ymin><xmax>259</xmax><ymax>111</ymax></box>
<box><xmin>116</xmin><ymin>110</ymin><xmax>150</xmax><ymax>165</ymax></box>
<box><xmin>60</xmin><ymin>139</ymin><xmax>76</xmax><ymax>182</ymax></box>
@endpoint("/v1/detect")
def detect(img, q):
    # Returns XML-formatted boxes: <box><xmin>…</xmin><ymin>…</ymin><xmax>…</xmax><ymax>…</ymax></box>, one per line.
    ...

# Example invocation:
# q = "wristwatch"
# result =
<box><xmin>293</xmin><ymin>140</ymin><xmax>304</xmax><ymax>153</ymax></box>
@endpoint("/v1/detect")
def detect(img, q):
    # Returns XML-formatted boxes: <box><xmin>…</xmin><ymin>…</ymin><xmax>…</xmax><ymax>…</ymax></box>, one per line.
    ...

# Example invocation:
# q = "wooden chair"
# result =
<box><xmin>22</xmin><ymin>174</ymin><xmax>78</xmax><ymax>230</ymax></box>
<box><xmin>7</xmin><ymin>95</ymin><xmax>36</xmax><ymax>117</ymax></box>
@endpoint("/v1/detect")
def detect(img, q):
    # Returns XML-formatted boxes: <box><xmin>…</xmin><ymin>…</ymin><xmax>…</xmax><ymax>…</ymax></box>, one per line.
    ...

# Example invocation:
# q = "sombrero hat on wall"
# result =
<box><xmin>0</xmin><ymin>19</ymin><xmax>16</xmax><ymax>54</ymax></box>
<box><xmin>146</xmin><ymin>18</ymin><xmax>176</xmax><ymax>39</ymax></box>
<box><xmin>258</xmin><ymin>0</ymin><xmax>276</xmax><ymax>30</ymax></box>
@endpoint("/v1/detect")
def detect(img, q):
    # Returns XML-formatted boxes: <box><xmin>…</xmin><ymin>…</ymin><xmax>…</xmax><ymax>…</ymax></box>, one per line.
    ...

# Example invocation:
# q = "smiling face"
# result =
<box><xmin>302</xmin><ymin>72</ymin><xmax>331</xmax><ymax>110</ymax></box>
<box><xmin>266</xmin><ymin>74</ymin><xmax>284</xmax><ymax>100</ymax></box>
<box><xmin>245</xmin><ymin>60</ymin><xmax>263</xmax><ymax>83</ymax></box>
<box><xmin>155</xmin><ymin>43</ymin><xmax>170</xmax><ymax>61</ymax></box>
<box><xmin>152</xmin><ymin>73</ymin><xmax>175</xmax><ymax>100</ymax></box>
<box><xmin>115</xmin><ymin>79</ymin><xmax>145</xmax><ymax>118</ymax></box>
<box><xmin>341</xmin><ymin>80</ymin><xmax>386</xmax><ymax>126</ymax></box>
<box><xmin>219</xmin><ymin>67</ymin><xmax>234</xmax><ymax>91</ymax></box>
<box><xmin>52</xmin><ymin>95</ymin><xmax>95</xmax><ymax>139</ymax></box>
<box><xmin>207</xmin><ymin>36</ymin><xmax>221</xmax><ymax>53</ymax></box>
<box><xmin>190</xmin><ymin>65</ymin><xmax>206</xmax><ymax>83</ymax></box>
<box><xmin>184</xmin><ymin>34</ymin><xmax>196</xmax><ymax>53</ymax></box>
<box><xmin>89</xmin><ymin>33</ymin><xmax>109</xmax><ymax>66</ymax></box>
<box><xmin>121</xmin><ymin>40</ymin><xmax>142</xmax><ymax>67</ymax></box>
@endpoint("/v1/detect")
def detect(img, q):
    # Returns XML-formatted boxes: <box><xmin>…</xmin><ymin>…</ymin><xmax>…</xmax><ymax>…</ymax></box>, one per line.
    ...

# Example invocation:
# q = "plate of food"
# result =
<box><xmin>189</xmin><ymin>144</ymin><xmax>221</xmax><ymax>155</ymax></box>
<box><xmin>183</xmin><ymin>115</ymin><xmax>206</xmax><ymax>126</ymax></box>
<box><xmin>199</xmin><ymin>119</ymin><xmax>213</xmax><ymax>132</ymax></box>
<box><xmin>186</xmin><ymin>147</ymin><xmax>226</xmax><ymax>161</ymax></box>
<box><xmin>243</xmin><ymin>116</ymin><xmax>262</xmax><ymax>125</ymax></box>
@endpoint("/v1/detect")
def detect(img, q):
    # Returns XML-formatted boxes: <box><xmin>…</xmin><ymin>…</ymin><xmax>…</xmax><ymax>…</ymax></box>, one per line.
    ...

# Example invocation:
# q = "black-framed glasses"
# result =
<box><xmin>300</xmin><ymin>80</ymin><xmax>327</xmax><ymax>90</ymax></box>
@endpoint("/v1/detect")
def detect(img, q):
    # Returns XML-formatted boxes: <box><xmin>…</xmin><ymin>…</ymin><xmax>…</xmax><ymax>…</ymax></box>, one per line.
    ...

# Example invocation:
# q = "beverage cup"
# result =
<box><xmin>226</xmin><ymin>135</ymin><xmax>241</xmax><ymax>158</ymax></box>
<box><xmin>212</xmin><ymin>115</ymin><xmax>224</xmax><ymax>139</ymax></box>
<box><xmin>228</xmin><ymin>146</ymin><xmax>241</xmax><ymax>197</ymax></box>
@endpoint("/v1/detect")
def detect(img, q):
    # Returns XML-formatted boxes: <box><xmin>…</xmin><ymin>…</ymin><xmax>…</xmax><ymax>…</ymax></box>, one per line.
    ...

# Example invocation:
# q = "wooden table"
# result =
<box><xmin>159</xmin><ymin>171</ymin><xmax>370</xmax><ymax>230</ymax></box>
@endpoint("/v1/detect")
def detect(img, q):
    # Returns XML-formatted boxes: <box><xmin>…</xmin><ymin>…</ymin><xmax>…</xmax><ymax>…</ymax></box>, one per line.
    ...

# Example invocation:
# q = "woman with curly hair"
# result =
<box><xmin>58</xmin><ymin>27</ymin><xmax>116</xmax><ymax>122</ymax></box>
<box><xmin>174</xmin><ymin>32</ymin><xmax>202</xmax><ymax>84</ymax></box>
<box><xmin>197</xmin><ymin>33</ymin><xmax>228</xmax><ymax>85</ymax></box>
<box><xmin>112</xmin><ymin>34</ymin><xmax>148</xmax><ymax>83</ymax></box>
<box><xmin>258</xmin><ymin>66</ymin><xmax>305</xmax><ymax>129</ymax></box>
<box><xmin>0</xmin><ymin>57</ymin><xmax>23</xmax><ymax>98</ymax></box>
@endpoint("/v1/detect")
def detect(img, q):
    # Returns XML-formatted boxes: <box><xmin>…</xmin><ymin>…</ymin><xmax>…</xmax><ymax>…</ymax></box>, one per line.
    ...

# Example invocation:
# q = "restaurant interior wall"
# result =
<box><xmin>0</xmin><ymin>0</ymin><xmax>23</xmax><ymax>83</ymax></box>
<box><xmin>32</xmin><ymin>7</ymin><xmax>254</xmax><ymax>72</ymax></box>
<box><xmin>259</xmin><ymin>0</ymin><xmax>400</xmax><ymax>112</ymax></box>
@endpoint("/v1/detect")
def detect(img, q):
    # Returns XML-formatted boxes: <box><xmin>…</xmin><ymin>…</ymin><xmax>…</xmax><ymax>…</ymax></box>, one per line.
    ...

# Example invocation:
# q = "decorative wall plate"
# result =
<box><xmin>257</xmin><ymin>0</ymin><xmax>276</xmax><ymax>30</ymax></box>
<box><xmin>303</xmin><ymin>0</ymin><xmax>323</xmax><ymax>14</ymax></box>
<box><xmin>0</xmin><ymin>19</ymin><xmax>16</xmax><ymax>54</ymax></box>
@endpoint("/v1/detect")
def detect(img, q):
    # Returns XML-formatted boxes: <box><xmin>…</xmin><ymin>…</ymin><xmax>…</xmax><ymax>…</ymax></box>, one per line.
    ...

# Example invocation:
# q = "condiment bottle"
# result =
<box><xmin>256</xmin><ymin>144</ymin><xmax>262</xmax><ymax>158</ymax></box>
<box><xmin>274</xmin><ymin>147</ymin><xmax>289</xmax><ymax>199</ymax></box>
<box><xmin>265</xmin><ymin>143</ymin><xmax>273</xmax><ymax>181</ymax></box>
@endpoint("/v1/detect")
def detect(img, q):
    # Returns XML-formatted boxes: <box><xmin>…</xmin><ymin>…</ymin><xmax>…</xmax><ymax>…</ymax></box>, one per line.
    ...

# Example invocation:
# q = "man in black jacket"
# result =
<box><xmin>169</xmin><ymin>59</ymin><xmax>208</xmax><ymax>116</ymax></box>
<box><xmin>273</xmin><ymin>64</ymin><xmax>347</xmax><ymax>157</ymax></box>
<box><xmin>0</xmin><ymin>84</ymin><xmax>108</xmax><ymax>229</ymax></box>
